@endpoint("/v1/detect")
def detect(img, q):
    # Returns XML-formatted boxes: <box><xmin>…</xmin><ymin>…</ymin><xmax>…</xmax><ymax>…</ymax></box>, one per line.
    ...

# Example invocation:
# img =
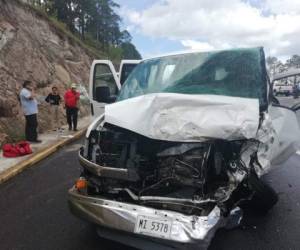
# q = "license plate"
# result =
<box><xmin>134</xmin><ymin>215</ymin><xmax>172</xmax><ymax>239</ymax></box>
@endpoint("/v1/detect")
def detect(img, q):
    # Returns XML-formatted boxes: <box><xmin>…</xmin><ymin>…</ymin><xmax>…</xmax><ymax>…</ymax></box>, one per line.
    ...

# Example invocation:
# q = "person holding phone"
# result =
<box><xmin>20</xmin><ymin>80</ymin><xmax>41</xmax><ymax>143</ymax></box>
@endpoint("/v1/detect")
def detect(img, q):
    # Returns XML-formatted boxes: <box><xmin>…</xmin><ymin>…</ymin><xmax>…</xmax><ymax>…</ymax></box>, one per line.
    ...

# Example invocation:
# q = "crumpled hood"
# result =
<box><xmin>104</xmin><ymin>93</ymin><xmax>259</xmax><ymax>142</ymax></box>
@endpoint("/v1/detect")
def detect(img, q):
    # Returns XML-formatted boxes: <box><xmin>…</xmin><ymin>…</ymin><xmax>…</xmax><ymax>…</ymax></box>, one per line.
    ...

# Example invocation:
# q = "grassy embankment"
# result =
<box><xmin>17</xmin><ymin>0</ymin><xmax>123</xmax><ymax>61</ymax></box>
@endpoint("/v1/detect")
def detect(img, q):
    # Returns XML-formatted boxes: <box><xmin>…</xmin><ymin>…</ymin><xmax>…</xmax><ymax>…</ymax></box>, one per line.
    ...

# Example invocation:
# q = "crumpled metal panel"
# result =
<box><xmin>269</xmin><ymin>105</ymin><xmax>300</xmax><ymax>165</ymax></box>
<box><xmin>240</xmin><ymin>107</ymin><xmax>300</xmax><ymax>177</ymax></box>
<box><xmin>105</xmin><ymin>93</ymin><xmax>259</xmax><ymax>142</ymax></box>
<box><xmin>68</xmin><ymin>187</ymin><xmax>240</xmax><ymax>249</ymax></box>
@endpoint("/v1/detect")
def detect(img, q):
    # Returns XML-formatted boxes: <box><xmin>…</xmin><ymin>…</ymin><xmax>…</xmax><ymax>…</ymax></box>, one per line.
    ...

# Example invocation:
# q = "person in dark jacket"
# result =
<box><xmin>45</xmin><ymin>86</ymin><xmax>62</xmax><ymax>131</ymax></box>
<box><xmin>64</xmin><ymin>83</ymin><xmax>80</xmax><ymax>131</ymax></box>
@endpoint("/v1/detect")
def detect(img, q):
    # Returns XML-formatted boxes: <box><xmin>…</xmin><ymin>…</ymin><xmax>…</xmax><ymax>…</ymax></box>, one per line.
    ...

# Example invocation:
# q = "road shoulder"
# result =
<box><xmin>0</xmin><ymin>116</ymin><xmax>91</xmax><ymax>184</ymax></box>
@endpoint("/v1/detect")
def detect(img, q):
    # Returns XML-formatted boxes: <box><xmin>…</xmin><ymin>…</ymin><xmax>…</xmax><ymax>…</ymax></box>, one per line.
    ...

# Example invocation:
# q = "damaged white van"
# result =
<box><xmin>68</xmin><ymin>48</ymin><xmax>300</xmax><ymax>250</ymax></box>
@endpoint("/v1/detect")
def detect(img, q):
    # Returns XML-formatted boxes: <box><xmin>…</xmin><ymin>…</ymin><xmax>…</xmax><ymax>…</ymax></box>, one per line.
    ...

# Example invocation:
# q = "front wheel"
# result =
<box><xmin>246</xmin><ymin>173</ymin><xmax>278</xmax><ymax>214</ymax></box>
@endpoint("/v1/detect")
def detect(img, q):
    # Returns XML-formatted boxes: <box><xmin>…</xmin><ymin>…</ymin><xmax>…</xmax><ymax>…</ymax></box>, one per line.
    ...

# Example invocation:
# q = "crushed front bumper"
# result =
<box><xmin>68</xmin><ymin>187</ymin><xmax>234</xmax><ymax>249</ymax></box>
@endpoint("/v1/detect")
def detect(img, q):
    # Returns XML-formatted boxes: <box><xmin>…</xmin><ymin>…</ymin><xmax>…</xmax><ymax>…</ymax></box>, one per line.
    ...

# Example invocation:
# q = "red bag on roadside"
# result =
<box><xmin>2</xmin><ymin>141</ymin><xmax>32</xmax><ymax>157</ymax></box>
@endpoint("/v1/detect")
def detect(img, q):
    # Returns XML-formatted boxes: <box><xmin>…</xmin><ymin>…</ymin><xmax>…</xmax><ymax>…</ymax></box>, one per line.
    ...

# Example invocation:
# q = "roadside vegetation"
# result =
<box><xmin>267</xmin><ymin>55</ymin><xmax>300</xmax><ymax>78</ymax></box>
<box><xmin>22</xmin><ymin>0</ymin><xmax>142</xmax><ymax>61</ymax></box>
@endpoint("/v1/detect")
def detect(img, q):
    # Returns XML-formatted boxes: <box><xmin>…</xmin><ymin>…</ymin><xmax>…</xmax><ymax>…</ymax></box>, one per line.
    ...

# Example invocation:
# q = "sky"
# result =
<box><xmin>115</xmin><ymin>0</ymin><xmax>300</xmax><ymax>60</ymax></box>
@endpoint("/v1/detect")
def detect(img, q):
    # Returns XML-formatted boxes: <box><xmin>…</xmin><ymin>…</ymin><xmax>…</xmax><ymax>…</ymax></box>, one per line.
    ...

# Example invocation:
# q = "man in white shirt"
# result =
<box><xmin>19</xmin><ymin>80</ymin><xmax>41</xmax><ymax>143</ymax></box>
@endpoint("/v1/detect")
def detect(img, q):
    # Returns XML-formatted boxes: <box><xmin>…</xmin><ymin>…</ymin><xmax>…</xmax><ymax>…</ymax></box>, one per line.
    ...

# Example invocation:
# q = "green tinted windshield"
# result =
<box><xmin>117</xmin><ymin>48</ymin><xmax>268</xmax><ymax>108</ymax></box>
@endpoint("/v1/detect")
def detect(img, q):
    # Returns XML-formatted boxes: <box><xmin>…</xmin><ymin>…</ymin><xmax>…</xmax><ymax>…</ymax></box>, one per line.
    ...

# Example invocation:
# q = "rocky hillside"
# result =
<box><xmin>0</xmin><ymin>0</ymin><xmax>97</xmax><ymax>145</ymax></box>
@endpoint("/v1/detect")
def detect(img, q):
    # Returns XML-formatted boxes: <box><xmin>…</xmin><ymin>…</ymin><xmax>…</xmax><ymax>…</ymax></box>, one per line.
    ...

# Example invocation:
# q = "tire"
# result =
<box><xmin>247</xmin><ymin>173</ymin><xmax>278</xmax><ymax>214</ymax></box>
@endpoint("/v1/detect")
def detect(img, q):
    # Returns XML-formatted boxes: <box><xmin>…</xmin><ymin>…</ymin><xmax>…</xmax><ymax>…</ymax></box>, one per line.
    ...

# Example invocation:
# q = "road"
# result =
<box><xmin>0</xmin><ymin>96</ymin><xmax>300</xmax><ymax>250</ymax></box>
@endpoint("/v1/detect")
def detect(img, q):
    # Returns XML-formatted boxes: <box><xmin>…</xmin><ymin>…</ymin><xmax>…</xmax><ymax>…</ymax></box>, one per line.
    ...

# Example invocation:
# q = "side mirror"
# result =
<box><xmin>271</xmin><ymin>95</ymin><xmax>280</xmax><ymax>105</ymax></box>
<box><xmin>95</xmin><ymin>86</ymin><xmax>111</xmax><ymax>103</ymax></box>
<box><xmin>95</xmin><ymin>86</ymin><xmax>117</xmax><ymax>104</ymax></box>
<box><xmin>108</xmin><ymin>95</ymin><xmax>117</xmax><ymax>103</ymax></box>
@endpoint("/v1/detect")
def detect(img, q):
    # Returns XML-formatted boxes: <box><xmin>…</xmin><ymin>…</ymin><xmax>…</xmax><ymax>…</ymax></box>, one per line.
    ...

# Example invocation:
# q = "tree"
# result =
<box><xmin>26</xmin><ymin>0</ymin><xmax>141</xmax><ymax>59</ymax></box>
<box><xmin>286</xmin><ymin>55</ymin><xmax>300</xmax><ymax>68</ymax></box>
<box><xmin>266</xmin><ymin>56</ymin><xmax>286</xmax><ymax>76</ymax></box>
<box><xmin>121</xmin><ymin>42</ymin><xmax>142</xmax><ymax>59</ymax></box>
<box><xmin>73</xmin><ymin>0</ymin><xmax>93</xmax><ymax>40</ymax></box>
<box><xmin>266</xmin><ymin>56</ymin><xmax>278</xmax><ymax>67</ymax></box>
<box><xmin>48</xmin><ymin>0</ymin><xmax>76</xmax><ymax>32</ymax></box>
<box><xmin>120</xmin><ymin>30</ymin><xmax>132</xmax><ymax>44</ymax></box>
<box><xmin>28</xmin><ymin>0</ymin><xmax>42</xmax><ymax>6</ymax></box>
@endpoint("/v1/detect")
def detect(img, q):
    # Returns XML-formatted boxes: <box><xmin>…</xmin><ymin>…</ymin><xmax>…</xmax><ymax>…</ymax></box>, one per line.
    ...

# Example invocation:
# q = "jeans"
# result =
<box><xmin>66</xmin><ymin>107</ymin><xmax>78</xmax><ymax>129</ymax></box>
<box><xmin>25</xmin><ymin>114</ymin><xmax>38</xmax><ymax>141</ymax></box>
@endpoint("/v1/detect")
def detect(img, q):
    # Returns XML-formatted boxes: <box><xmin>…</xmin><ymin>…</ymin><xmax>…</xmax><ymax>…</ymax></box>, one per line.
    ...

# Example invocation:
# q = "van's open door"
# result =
<box><xmin>89</xmin><ymin>60</ymin><xmax>120</xmax><ymax>118</ymax></box>
<box><xmin>119</xmin><ymin>60</ymin><xmax>141</xmax><ymax>85</ymax></box>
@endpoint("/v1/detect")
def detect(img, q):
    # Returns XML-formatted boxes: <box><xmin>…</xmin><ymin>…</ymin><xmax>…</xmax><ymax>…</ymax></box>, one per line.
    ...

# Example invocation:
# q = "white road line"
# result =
<box><xmin>296</xmin><ymin>150</ymin><xmax>300</xmax><ymax>155</ymax></box>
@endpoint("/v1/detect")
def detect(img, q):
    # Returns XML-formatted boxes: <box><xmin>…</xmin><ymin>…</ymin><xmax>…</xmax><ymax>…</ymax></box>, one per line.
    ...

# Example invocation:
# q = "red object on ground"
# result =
<box><xmin>64</xmin><ymin>89</ymin><xmax>80</xmax><ymax>108</ymax></box>
<box><xmin>2</xmin><ymin>141</ymin><xmax>32</xmax><ymax>157</ymax></box>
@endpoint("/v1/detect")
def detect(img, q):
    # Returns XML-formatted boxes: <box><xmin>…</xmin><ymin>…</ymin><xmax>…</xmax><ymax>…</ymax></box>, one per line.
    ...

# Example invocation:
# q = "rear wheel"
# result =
<box><xmin>246</xmin><ymin>173</ymin><xmax>278</xmax><ymax>214</ymax></box>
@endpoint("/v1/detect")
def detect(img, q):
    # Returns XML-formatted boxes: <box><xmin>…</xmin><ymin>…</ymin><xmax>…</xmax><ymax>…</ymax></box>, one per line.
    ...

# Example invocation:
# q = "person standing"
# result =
<box><xmin>45</xmin><ymin>86</ymin><xmax>61</xmax><ymax>131</ymax></box>
<box><xmin>20</xmin><ymin>80</ymin><xmax>41</xmax><ymax>143</ymax></box>
<box><xmin>64</xmin><ymin>83</ymin><xmax>80</xmax><ymax>131</ymax></box>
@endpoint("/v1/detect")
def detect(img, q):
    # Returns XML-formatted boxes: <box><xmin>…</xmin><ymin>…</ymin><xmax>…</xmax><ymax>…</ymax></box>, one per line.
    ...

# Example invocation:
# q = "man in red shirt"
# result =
<box><xmin>64</xmin><ymin>83</ymin><xmax>80</xmax><ymax>131</ymax></box>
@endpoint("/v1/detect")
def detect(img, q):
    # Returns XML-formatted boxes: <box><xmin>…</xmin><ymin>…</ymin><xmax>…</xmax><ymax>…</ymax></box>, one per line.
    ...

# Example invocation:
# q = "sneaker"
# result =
<box><xmin>73</xmin><ymin>128</ymin><xmax>78</xmax><ymax>132</ymax></box>
<box><xmin>68</xmin><ymin>126</ymin><xmax>72</xmax><ymax>131</ymax></box>
<box><xmin>29</xmin><ymin>140</ymin><xmax>42</xmax><ymax>144</ymax></box>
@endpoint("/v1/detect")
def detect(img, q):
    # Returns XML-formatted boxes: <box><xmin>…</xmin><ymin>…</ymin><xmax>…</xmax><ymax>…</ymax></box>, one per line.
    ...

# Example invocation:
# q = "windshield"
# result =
<box><xmin>117</xmin><ymin>48</ymin><xmax>268</xmax><ymax>108</ymax></box>
<box><xmin>120</xmin><ymin>63</ymin><xmax>138</xmax><ymax>85</ymax></box>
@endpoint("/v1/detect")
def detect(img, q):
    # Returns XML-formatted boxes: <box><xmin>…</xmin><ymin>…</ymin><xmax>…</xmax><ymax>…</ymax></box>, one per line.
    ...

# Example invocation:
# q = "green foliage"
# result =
<box><xmin>266</xmin><ymin>55</ymin><xmax>300</xmax><ymax>76</ymax></box>
<box><xmin>107</xmin><ymin>45</ymin><xmax>123</xmax><ymax>61</ymax></box>
<box><xmin>286</xmin><ymin>55</ymin><xmax>300</xmax><ymax>68</ymax></box>
<box><xmin>18</xmin><ymin>0</ymin><xmax>102</xmax><ymax>58</ymax></box>
<box><xmin>121</xmin><ymin>42</ymin><xmax>142</xmax><ymax>60</ymax></box>
<box><xmin>24</xmin><ymin>0</ymin><xmax>141</xmax><ymax>60</ymax></box>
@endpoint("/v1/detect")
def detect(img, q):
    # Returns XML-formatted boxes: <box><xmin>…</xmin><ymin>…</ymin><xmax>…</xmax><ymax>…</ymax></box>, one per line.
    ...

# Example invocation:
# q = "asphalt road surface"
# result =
<box><xmin>1</xmin><ymin>96</ymin><xmax>300</xmax><ymax>250</ymax></box>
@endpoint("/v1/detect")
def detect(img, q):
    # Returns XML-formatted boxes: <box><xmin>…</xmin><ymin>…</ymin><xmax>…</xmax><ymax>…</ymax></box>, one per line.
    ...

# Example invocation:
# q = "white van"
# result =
<box><xmin>89</xmin><ymin>60</ymin><xmax>140</xmax><ymax>117</ymax></box>
<box><xmin>273</xmin><ymin>81</ymin><xmax>293</xmax><ymax>96</ymax></box>
<box><xmin>69</xmin><ymin>48</ymin><xmax>300</xmax><ymax>249</ymax></box>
